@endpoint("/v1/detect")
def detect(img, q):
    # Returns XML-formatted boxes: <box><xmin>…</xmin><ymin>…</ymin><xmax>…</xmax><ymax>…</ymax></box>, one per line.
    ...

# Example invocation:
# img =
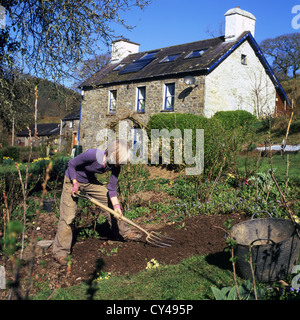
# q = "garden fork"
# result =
<box><xmin>74</xmin><ymin>189</ymin><xmax>174</xmax><ymax>248</ymax></box>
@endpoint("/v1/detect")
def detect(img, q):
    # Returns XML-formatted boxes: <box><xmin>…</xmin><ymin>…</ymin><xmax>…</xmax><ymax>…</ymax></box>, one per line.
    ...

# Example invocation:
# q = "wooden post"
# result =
<box><xmin>34</xmin><ymin>85</ymin><xmax>38</xmax><ymax>139</ymax></box>
<box><xmin>11</xmin><ymin>117</ymin><xmax>14</xmax><ymax>146</ymax></box>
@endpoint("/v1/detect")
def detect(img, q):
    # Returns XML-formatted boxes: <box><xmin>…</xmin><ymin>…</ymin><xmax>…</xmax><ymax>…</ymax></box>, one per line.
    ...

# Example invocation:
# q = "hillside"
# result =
<box><xmin>282</xmin><ymin>77</ymin><xmax>300</xmax><ymax>112</ymax></box>
<box><xmin>32</xmin><ymin>78</ymin><xmax>81</xmax><ymax>122</ymax></box>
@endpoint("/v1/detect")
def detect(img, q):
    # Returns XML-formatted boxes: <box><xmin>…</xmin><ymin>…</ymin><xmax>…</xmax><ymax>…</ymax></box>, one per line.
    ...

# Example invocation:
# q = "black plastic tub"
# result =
<box><xmin>231</xmin><ymin>212</ymin><xmax>300</xmax><ymax>282</ymax></box>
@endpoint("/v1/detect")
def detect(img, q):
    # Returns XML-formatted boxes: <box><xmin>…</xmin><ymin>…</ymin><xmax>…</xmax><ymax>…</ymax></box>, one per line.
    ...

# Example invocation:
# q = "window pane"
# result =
<box><xmin>164</xmin><ymin>84</ymin><xmax>175</xmax><ymax>110</ymax></box>
<box><xmin>167</xmin><ymin>84</ymin><xmax>175</xmax><ymax>96</ymax></box>
<box><xmin>160</xmin><ymin>53</ymin><xmax>180</xmax><ymax>63</ymax></box>
<box><xmin>140</xmin><ymin>51</ymin><xmax>158</xmax><ymax>60</ymax></box>
<box><xmin>185</xmin><ymin>48</ymin><xmax>207</xmax><ymax>59</ymax></box>
<box><xmin>109</xmin><ymin>90</ymin><xmax>117</xmax><ymax>113</ymax></box>
<box><xmin>137</xmin><ymin>87</ymin><xmax>146</xmax><ymax>112</ymax></box>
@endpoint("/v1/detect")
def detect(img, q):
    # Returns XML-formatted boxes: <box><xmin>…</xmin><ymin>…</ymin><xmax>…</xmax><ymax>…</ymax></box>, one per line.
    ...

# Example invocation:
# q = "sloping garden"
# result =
<box><xmin>0</xmin><ymin>110</ymin><xmax>299</xmax><ymax>300</ymax></box>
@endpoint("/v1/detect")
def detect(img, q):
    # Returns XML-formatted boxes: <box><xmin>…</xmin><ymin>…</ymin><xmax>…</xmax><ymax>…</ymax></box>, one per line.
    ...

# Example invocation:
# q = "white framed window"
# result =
<box><xmin>163</xmin><ymin>83</ymin><xmax>175</xmax><ymax>111</ymax></box>
<box><xmin>109</xmin><ymin>90</ymin><xmax>117</xmax><ymax>114</ymax></box>
<box><xmin>136</xmin><ymin>86</ymin><xmax>146</xmax><ymax>113</ymax></box>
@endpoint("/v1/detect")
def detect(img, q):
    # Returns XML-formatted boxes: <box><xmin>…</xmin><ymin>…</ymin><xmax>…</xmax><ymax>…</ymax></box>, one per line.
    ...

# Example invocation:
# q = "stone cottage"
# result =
<box><xmin>78</xmin><ymin>7</ymin><xmax>290</xmax><ymax>150</ymax></box>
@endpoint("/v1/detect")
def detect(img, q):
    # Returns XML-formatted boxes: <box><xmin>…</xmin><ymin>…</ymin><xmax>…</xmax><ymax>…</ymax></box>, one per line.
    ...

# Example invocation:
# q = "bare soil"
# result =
<box><xmin>3</xmin><ymin>211</ymin><xmax>247</xmax><ymax>299</ymax></box>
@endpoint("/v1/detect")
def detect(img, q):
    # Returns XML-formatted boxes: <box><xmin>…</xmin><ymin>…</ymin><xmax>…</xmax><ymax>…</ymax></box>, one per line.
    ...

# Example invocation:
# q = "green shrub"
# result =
<box><xmin>213</xmin><ymin>110</ymin><xmax>256</xmax><ymax>131</ymax></box>
<box><xmin>147</xmin><ymin>113</ymin><xmax>226</xmax><ymax>174</ymax></box>
<box><xmin>147</xmin><ymin>112</ymin><xmax>257</xmax><ymax>178</ymax></box>
<box><xmin>147</xmin><ymin>113</ymin><xmax>209</xmax><ymax>133</ymax></box>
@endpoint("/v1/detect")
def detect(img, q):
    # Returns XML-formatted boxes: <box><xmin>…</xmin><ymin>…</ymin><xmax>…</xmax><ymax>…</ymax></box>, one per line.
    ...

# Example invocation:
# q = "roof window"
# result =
<box><xmin>139</xmin><ymin>51</ymin><xmax>159</xmax><ymax>60</ymax></box>
<box><xmin>185</xmin><ymin>48</ymin><xmax>208</xmax><ymax>59</ymax></box>
<box><xmin>160</xmin><ymin>53</ymin><xmax>181</xmax><ymax>63</ymax></box>
<box><xmin>113</xmin><ymin>63</ymin><xmax>125</xmax><ymax>71</ymax></box>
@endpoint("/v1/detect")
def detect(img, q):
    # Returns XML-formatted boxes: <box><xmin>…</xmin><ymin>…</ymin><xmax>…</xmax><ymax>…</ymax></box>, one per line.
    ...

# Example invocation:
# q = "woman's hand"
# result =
<box><xmin>113</xmin><ymin>204</ymin><xmax>123</xmax><ymax>217</ymax></box>
<box><xmin>71</xmin><ymin>179</ymin><xmax>79</xmax><ymax>195</ymax></box>
<box><xmin>111</xmin><ymin>197</ymin><xmax>123</xmax><ymax>217</ymax></box>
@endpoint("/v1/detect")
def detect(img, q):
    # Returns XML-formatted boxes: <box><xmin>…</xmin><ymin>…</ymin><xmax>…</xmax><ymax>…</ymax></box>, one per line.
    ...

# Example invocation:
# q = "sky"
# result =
<box><xmin>110</xmin><ymin>0</ymin><xmax>300</xmax><ymax>52</ymax></box>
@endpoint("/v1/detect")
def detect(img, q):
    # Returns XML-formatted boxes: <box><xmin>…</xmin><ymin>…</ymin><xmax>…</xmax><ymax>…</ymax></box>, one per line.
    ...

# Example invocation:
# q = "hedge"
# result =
<box><xmin>147</xmin><ymin>113</ymin><xmax>224</xmax><ymax>172</ymax></box>
<box><xmin>212</xmin><ymin>110</ymin><xmax>256</xmax><ymax>131</ymax></box>
<box><xmin>146</xmin><ymin>112</ymin><xmax>255</xmax><ymax>175</ymax></box>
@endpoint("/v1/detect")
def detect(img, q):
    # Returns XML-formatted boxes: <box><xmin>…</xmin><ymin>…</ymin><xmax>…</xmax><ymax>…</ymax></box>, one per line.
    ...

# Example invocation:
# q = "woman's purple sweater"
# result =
<box><xmin>65</xmin><ymin>149</ymin><xmax>120</xmax><ymax>198</ymax></box>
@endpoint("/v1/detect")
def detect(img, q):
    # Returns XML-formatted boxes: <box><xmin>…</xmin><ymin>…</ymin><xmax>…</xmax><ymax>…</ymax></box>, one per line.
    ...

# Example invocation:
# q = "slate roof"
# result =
<box><xmin>80</xmin><ymin>31</ymin><xmax>290</xmax><ymax>105</ymax></box>
<box><xmin>80</xmin><ymin>33</ymin><xmax>248</xmax><ymax>87</ymax></box>
<box><xmin>17</xmin><ymin>123</ymin><xmax>60</xmax><ymax>137</ymax></box>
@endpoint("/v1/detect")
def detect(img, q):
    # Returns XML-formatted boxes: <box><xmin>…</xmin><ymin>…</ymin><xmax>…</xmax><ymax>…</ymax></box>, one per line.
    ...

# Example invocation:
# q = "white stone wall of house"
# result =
<box><xmin>204</xmin><ymin>40</ymin><xmax>276</xmax><ymax>118</ymax></box>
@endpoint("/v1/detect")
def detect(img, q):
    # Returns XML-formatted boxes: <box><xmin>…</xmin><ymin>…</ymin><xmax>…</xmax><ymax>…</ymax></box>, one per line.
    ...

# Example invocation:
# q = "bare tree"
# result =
<box><xmin>205</xmin><ymin>21</ymin><xmax>225</xmax><ymax>38</ymax></box>
<box><xmin>0</xmin><ymin>0</ymin><xmax>152</xmax><ymax>136</ymax></box>
<box><xmin>260</xmin><ymin>33</ymin><xmax>300</xmax><ymax>80</ymax></box>
<box><xmin>72</xmin><ymin>52</ymin><xmax>111</xmax><ymax>90</ymax></box>
<box><xmin>239</xmin><ymin>70</ymin><xmax>275</xmax><ymax>118</ymax></box>
<box><xmin>1</xmin><ymin>0</ymin><xmax>152</xmax><ymax>83</ymax></box>
<box><xmin>249</xmin><ymin>71</ymin><xmax>275</xmax><ymax>118</ymax></box>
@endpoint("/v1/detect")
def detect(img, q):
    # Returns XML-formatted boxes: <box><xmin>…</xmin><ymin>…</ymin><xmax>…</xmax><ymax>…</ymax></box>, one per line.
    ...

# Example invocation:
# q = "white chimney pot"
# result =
<box><xmin>111</xmin><ymin>39</ymin><xmax>140</xmax><ymax>63</ymax></box>
<box><xmin>225</xmin><ymin>7</ymin><xmax>256</xmax><ymax>42</ymax></box>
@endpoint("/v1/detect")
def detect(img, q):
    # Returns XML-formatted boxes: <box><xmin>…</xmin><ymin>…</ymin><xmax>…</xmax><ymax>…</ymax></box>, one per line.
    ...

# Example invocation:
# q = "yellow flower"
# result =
<box><xmin>146</xmin><ymin>258</ymin><xmax>160</xmax><ymax>270</ymax></box>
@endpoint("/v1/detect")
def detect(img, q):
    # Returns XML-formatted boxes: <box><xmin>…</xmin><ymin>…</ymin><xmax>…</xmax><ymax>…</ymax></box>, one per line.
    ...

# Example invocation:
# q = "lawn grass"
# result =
<box><xmin>237</xmin><ymin>153</ymin><xmax>300</xmax><ymax>184</ymax></box>
<box><xmin>32</xmin><ymin>255</ymin><xmax>241</xmax><ymax>300</ymax></box>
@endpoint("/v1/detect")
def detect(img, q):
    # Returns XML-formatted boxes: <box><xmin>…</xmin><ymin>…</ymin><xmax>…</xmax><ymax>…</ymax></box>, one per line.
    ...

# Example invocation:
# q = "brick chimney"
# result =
<box><xmin>111</xmin><ymin>39</ymin><xmax>140</xmax><ymax>63</ymax></box>
<box><xmin>225</xmin><ymin>7</ymin><xmax>256</xmax><ymax>42</ymax></box>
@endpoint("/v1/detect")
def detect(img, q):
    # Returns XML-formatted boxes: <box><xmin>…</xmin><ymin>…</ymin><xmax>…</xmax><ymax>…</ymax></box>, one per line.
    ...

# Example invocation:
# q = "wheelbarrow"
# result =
<box><xmin>74</xmin><ymin>189</ymin><xmax>174</xmax><ymax>248</ymax></box>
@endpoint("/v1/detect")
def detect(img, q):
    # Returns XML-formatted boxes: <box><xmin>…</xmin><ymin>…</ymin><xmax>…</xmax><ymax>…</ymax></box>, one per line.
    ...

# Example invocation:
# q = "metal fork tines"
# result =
<box><xmin>146</xmin><ymin>231</ymin><xmax>174</xmax><ymax>248</ymax></box>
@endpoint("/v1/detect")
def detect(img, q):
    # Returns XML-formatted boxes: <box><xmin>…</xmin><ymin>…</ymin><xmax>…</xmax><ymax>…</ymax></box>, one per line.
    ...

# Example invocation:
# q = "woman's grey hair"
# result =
<box><xmin>105</xmin><ymin>139</ymin><xmax>131</xmax><ymax>165</ymax></box>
